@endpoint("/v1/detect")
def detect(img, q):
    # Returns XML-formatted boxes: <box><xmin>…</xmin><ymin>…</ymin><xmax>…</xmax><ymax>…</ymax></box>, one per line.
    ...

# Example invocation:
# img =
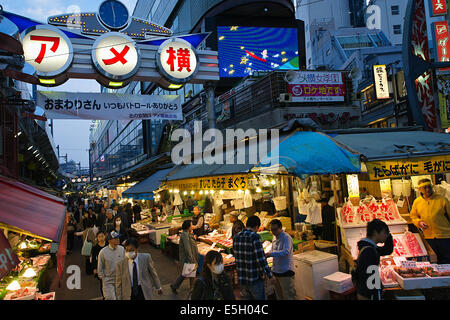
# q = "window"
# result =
<box><xmin>391</xmin><ymin>5</ymin><xmax>399</xmax><ymax>15</ymax></box>
<box><xmin>393</xmin><ymin>25</ymin><xmax>402</xmax><ymax>34</ymax></box>
<box><xmin>338</xmin><ymin>35</ymin><xmax>374</xmax><ymax>49</ymax></box>
<box><xmin>151</xmin><ymin>0</ymin><xmax>161</xmax><ymax>20</ymax></box>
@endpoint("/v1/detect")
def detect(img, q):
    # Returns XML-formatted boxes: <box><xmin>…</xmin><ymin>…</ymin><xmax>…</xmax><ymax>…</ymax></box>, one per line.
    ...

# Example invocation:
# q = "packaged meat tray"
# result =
<box><xmin>4</xmin><ymin>287</ymin><xmax>37</xmax><ymax>300</ymax></box>
<box><xmin>35</xmin><ymin>292</ymin><xmax>55</xmax><ymax>300</ymax></box>
<box><xmin>425</xmin><ymin>264</ymin><xmax>450</xmax><ymax>287</ymax></box>
<box><xmin>393</xmin><ymin>265</ymin><xmax>432</xmax><ymax>290</ymax></box>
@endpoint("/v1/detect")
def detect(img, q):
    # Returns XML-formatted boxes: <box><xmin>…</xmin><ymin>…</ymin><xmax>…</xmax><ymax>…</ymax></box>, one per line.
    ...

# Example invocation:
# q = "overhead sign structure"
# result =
<box><xmin>92</xmin><ymin>32</ymin><xmax>140</xmax><ymax>83</ymax></box>
<box><xmin>21</xmin><ymin>25</ymin><xmax>73</xmax><ymax>84</ymax></box>
<box><xmin>36</xmin><ymin>91</ymin><xmax>182</xmax><ymax>120</ymax></box>
<box><xmin>10</xmin><ymin>0</ymin><xmax>219</xmax><ymax>89</ymax></box>
<box><xmin>367</xmin><ymin>155</ymin><xmax>450</xmax><ymax>180</ymax></box>
<box><xmin>286</xmin><ymin>71</ymin><xmax>346</xmax><ymax>102</ymax></box>
<box><xmin>373</xmin><ymin>65</ymin><xmax>390</xmax><ymax>100</ymax></box>
<box><xmin>166</xmin><ymin>174</ymin><xmax>249</xmax><ymax>191</ymax></box>
<box><xmin>157</xmin><ymin>38</ymin><xmax>199</xmax><ymax>85</ymax></box>
<box><xmin>430</xmin><ymin>0</ymin><xmax>448</xmax><ymax>16</ymax></box>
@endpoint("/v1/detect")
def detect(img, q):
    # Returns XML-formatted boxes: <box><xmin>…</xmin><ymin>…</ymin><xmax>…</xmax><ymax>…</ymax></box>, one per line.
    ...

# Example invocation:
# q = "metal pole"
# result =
<box><xmin>205</xmin><ymin>82</ymin><xmax>216</xmax><ymax>130</ymax></box>
<box><xmin>332</xmin><ymin>174</ymin><xmax>340</xmax><ymax>255</ymax></box>
<box><xmin>391</xmin><ymin>64</ymin><xmax>399</xmax><ymax>127</ymax></box>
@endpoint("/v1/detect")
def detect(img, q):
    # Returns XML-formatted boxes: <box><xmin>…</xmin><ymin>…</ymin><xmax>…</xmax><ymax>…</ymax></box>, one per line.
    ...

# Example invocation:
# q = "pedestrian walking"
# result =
<box><xmin>97</xmin><ymin>231</ymin><xmax>126</xmax><ymax>300</ymax></box>
<box><xmin>170</xmin><ymin>220</ymin><xmax>199</xmax><ymax>294</ymax></box>
<box><xmin>116</xmin><ymin>238</ymin><xmax>163</xmax><ymax>300</ymax></box>
<box><xmin>233</xmin><ymin>216</ymin><xmax>273</xmax><ymax>300</ymax></box>
<box><xmin>191</xmin><ymin>250</ymin><xmax>235</xmax><ymax>300</ymax></box>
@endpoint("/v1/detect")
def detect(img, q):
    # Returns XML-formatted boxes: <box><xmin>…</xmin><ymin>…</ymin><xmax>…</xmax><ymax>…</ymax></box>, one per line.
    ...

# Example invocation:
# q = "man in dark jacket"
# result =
<box><xmin>354</xmin><ymin>219</ymin><xmax>393</xmax><ymax>300</ymax></box>
<box><xmin>132</xmin><ymin>202</ymin><xmax>142</xmax><ymax>223</ymax></box>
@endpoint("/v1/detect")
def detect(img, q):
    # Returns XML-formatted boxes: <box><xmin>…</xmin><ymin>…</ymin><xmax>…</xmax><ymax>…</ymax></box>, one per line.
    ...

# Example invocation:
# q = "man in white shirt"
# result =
<box><xmin>116</xmin><ymin>238</ymin><xmax>163</xmax><ymax>300</ymax></box>
<box><xmin>97</xmin><ymin>231</ymin><xmax>125</xmax><ymax>300</ymax></box>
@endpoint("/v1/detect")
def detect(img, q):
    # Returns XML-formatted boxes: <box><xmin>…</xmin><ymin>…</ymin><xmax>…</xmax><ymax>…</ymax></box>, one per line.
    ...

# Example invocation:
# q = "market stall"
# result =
<box><xmin>154</xmin><ymin>129</ymin><xmax>364</xmax><ymax>296</ymax></box>
<box><xmin>0</xmin><ymin>176</ymin><xmax>66</xmax><ymax>300</ymax></box>
<box><xmin>331</xmin><ymin>130</ymin><xmax>450</xmax><ymax>294</ymax></box>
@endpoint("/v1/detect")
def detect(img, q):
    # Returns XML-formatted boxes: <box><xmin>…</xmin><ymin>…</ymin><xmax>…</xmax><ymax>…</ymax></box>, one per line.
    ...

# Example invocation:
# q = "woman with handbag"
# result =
<box><xmin>82</xmin><ymin>219</ymin><xmax>97</xmax><ymax>275</ymax></box>
<box><xmin>170</xmin><ymin>220</ymin><xmax>199</xmax><ymax>294</ymax></box>
<box><xmin>191</xmin><ymin>250</ymin><xmax>235</xmax><ymax>300</ymax></box>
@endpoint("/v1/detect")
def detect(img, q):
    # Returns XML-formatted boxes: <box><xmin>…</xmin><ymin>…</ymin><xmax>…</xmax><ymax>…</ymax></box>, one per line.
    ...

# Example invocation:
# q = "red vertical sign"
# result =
<box><xmin>434</xmin><ymin>21</ymin><xmax>450</xmax><ymax>63</ymax></box>
<box><xmin>0</xmin><ymin>232</ymin><xmax>20</xmax><ymax>279</ymax></box>
<box><xmin>430</xmin><ymin>0</ymin><xmax>448</xmax><ymax>16</ymax></box>
<box><xmin>412</xmin><ymin>0</ymin><xmax>438</xmax><ymax>131</ymax></box>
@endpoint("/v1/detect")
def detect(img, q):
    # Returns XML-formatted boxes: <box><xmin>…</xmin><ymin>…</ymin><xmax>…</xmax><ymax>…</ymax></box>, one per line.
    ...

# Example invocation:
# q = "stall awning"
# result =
<box><xmin>166</xmin><ymin>136</ymin><xmax>282</xmax><ymax>182</ymax></box>
<box><xmin>331</xmin><ymin>131</ymin><xmax>450</xmax><ymax>180</ymax></box>
<box><xmin>331</xmin><ymin>131</ymin><xmax>450</xmax><ymax>161</ymax></box>
<box><xmin>0</xmin><ymin>176</ymin><xmax>66</xmax><ymax>242</ymax></box>
<box><xmin>122</xmin><ymin>168</ymin><xmax>174</xmax><ymax>199</ymax></box>
<box><xmin>254</xmin><ymin>131</ymin><xmax>361</xmax><ymax>178</ymax></box>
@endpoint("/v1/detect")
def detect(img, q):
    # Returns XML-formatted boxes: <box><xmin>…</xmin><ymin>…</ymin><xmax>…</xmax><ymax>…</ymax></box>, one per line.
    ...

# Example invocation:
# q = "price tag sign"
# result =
<box><xmin>0</xmin><ymin>232</ymin><xmax>20</xmax><ymax>279</ymax></box>
<box><xmin>397</xmin><ymin>199</ymin><xmax>404</xmax><ymax>208</ymax></box>
<box><xmin>400</xmin><ymin>260</ymin><xmax>417</xmax><ymax>268</ymax></box>
<box><xmin>436</xmin><ymin>264</ymin><xmax>450</xmax><ymax>272</ymax></box>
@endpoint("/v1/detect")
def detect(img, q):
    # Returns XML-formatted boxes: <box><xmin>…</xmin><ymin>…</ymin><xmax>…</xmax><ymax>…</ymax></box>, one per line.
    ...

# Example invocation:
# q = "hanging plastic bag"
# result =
<box><xmin>173</xmin><ymin>193</ymin><xmax>183</xmax><ymax>206</ymax></box>
<box><xmin>298</xmin><ymin>197</ymin><xmax>309</xmax><ymax>216</ymax></box>
<box><xmin>305</xmin><ymin>199</ymin><xmax>322</xmax><ymax>225</ymax></box>
<box><xmin>244</xmin><ymin>193</ymin><xmax>253</xmax><ymax>208</ymax></box>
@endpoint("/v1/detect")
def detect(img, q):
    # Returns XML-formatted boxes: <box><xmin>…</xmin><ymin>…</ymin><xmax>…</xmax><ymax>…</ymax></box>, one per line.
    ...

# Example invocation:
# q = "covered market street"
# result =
<box><xmin>46</xmin><ymin>239</ymin><xmax>192</xmax><ymax>300</ymax></box>
<box><xmin>2</xmin><ymin>0</ymin><xmax>450</xmax><ymax>308</ymax></box>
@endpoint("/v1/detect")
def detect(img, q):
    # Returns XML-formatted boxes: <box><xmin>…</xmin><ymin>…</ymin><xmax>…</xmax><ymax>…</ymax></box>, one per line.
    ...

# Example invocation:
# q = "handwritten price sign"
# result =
<box><xmin>0</xmin><ymin>232</ymin><xmax>20</xmax><ymax>279</ymax></box>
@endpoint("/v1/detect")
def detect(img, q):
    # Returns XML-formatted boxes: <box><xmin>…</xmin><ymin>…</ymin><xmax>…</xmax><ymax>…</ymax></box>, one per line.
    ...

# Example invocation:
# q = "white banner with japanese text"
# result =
<box><xmin>36</xmin><ymin>91</ymin><xmax>182</xmax><ymax>120</ymax></box>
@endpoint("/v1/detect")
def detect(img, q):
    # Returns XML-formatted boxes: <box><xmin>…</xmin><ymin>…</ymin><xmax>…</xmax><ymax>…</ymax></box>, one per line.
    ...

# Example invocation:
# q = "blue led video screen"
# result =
<box><xmin>217</xmin><ymin>26</ymin><xmax>299</xmax><ymax>77</ymax></box>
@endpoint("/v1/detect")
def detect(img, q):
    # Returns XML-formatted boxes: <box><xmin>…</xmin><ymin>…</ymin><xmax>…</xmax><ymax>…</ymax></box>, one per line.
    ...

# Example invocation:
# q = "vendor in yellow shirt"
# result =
<box><xmin>410</xmin><ymin>178</ymin><xmax>450</xmax><ymax>264</ymax></box>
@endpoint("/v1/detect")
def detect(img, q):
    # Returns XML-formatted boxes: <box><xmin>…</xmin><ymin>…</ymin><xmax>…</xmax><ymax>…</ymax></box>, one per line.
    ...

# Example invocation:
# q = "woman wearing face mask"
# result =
<box><xmin>191</xmin><ymin>250</ymin><xmax>235</xmax><ymax>300</ymax></box>
<box><xmin>113</xmin><ymin>216</ymin><xmax>128</xmax><ymax>244</ymax></box>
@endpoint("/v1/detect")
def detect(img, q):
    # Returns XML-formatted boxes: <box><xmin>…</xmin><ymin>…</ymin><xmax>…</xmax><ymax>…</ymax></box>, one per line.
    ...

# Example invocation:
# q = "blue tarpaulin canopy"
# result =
<box><xmin>254</xmin><ymin>131</ymin><xmax>361</xmax><ymax>178</ymax></box>
<box><xmin>122</xmin><ymin>168</ymin><xmax>174</xmax><ymax>200</ymax></box>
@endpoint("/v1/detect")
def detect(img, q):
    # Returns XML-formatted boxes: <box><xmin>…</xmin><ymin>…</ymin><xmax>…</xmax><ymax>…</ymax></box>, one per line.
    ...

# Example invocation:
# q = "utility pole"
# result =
<box><xmin>205</xmin><ymin>82</ymin><xmax>216</xmax><ymax>130</ymax></box>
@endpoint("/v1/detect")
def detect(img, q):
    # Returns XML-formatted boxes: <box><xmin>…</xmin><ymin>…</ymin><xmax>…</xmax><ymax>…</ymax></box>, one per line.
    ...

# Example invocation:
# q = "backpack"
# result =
<box><xmin>350</xmin><ymin>245</ymin><xmax>378</xmax><ymax>286</ymax></box>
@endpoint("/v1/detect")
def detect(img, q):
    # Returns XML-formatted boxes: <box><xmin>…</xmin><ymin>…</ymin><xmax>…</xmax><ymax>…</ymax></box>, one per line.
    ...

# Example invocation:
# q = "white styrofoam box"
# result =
<box><xmin>429</xmin><ymin>276</ymin><xmax>450</xmax><ymax>287</ymax></box>
<box><xmin>394</xmin><ymin>290</ymin><xmax>425</xmax><ymax>300</ymax></box>
<box><xmin>293</xmin><ymin>251</ymin><xmax>339</xmax><ymax>300</ymax></box>
<box><xmin>323</xmin><ymin>272</ymin><xmax>354</xmax><ymax>293</ymax></box>
<box><xmin>393</xmin><ymin>271</ymin><xmax>432</xmax><ymax>290</ymax></box>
